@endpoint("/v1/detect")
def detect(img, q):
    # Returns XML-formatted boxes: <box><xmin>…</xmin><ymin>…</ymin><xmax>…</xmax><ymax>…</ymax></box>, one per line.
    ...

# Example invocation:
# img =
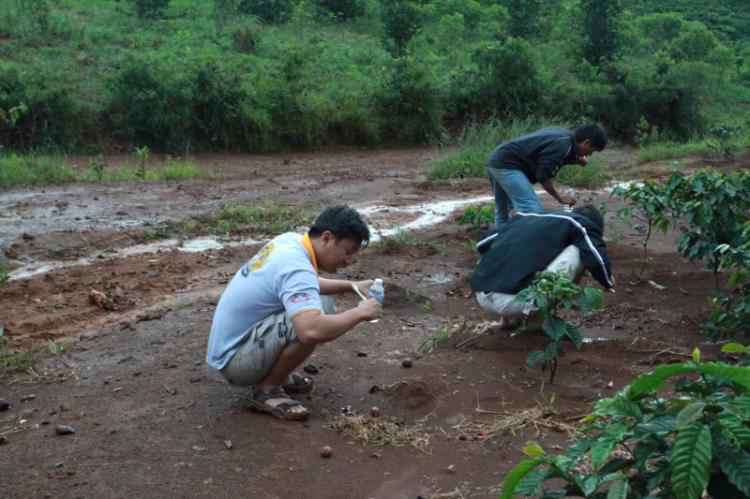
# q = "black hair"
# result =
<box><xmin>575</xmin><ymin>123</ymin><xmax>608</xmax><ymax>151</ymax></box>
<box><xmin>309</xmin><ymin>205</ymin><xmax>370</xmax><ymax>248</ymax></box>
<box><xmin>573</xmin><ymin>204</ymin><xmax>604</xmax><ymax>232</ymax></box>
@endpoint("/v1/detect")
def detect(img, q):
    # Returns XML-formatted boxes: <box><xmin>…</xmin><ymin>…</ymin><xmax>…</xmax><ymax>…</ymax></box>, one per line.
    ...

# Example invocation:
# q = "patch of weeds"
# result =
<box><xmin>133</xmin><ymin>219</ymin><xmax>184</xmax><ymax>242</ymax></box>
<box><xmin>0</xmin><ymin>342</ymin><xmax>40</xmax><ymax>380</ymax></box>
<box><xmin>460</xmin><ymin>239</ymin><xmax>477</xmax><ymax>249</ymax></box>
<box><xmin>45</xmin><ymin>247</ymin><xmax>88</xmax><ymax>260</ymax></box>
<box><xmin>379</xmin><ymin>225</ymin><xmax>416</xmax><ymax>246</ymax></box>
<box><xmin>0</xmin><ymin>154</ymin><xmax>77</xmax><ymax>190</ymax></box>
<box><xmin>89</xmin><ymin>154</ymin><xmax>105</xmax><ymax>180</ymax></box>
<box><xmin>134</xmin><ymin>145</ymin><xmax>150</xmax><ymax>179</ymax></box>
<box><xmin>159</xmin><ymin>156</ymin><xmax>215</xmax><ymax>180</ymax></box>
<box><xmin>47</xmin><ymin>339</ymin><xmax>71</xmax><ymax>354</ymax></box>
<box><xmin>0</xmin><ymin>265</ymin><xmax>9</xmax><ymax>285</ymax></box>
<box><xmin>417</xmin><ymin>326</ymin><xmax>450</xmax><ymax>353</ymax></box>
<box><xmin>193</xmin><ymin>200</ymin><xmax>315</xmax><ymax>236</ymax></box>
<box><xmin>421</xmin><ymin>300</ymin><xmax>435</xmax><ymax>312</ymax></box>
<box><xmin>554</xmin><ymin>157</ymin><xmax>611</xmax><ymax>189</ymax></box>
<box><xmin>607</xmin><ymin>227</ymin><xmax>621</xmax><ymax>244</ymax></box>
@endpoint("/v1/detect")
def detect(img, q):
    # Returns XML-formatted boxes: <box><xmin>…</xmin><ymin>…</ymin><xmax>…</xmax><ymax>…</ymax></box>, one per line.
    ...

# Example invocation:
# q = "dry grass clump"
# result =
<box><xmin>328</xmin><ymin>415</ymin><xmax>431</xmax><ymax>452</ymax></box>
<box><xmin>452</xmin><ymin>405</ymin><xmax>581</xmax><ymax>441</ymax></box>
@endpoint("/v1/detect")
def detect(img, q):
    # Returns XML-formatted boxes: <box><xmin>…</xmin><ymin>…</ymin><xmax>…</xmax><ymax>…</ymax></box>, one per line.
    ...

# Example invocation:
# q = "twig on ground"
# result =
<box><xmin>160</xmin><ymin>400</ymin><xmax>195</xmax><ymax>416</ymax></box>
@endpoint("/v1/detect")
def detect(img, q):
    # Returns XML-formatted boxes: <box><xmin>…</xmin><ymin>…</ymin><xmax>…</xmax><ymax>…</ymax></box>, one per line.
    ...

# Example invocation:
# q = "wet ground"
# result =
<box><xmin>0</xmin><ymin>146</ymin><xmax>741</xmax><ymax>498</ymax></box>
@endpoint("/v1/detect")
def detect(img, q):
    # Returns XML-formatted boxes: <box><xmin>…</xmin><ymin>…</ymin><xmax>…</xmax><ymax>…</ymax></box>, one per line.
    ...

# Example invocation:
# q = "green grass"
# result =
<box><xmin>0</xmin><ymin>154</ymin><xmax>77</xmax><ymax>189</ymax></box>
<box><xmin>191</xmin><ymin>200</ymin><xmax>316</xmax><ymax>236</ymax></box>
<box><xmin>82</xmin><ymin>156</ymin><xmax>215</xmax><ymax>182</ymax></box>
<box><xmin>634</xmin><ymin>140</ymin><xmax>714</xmax><ymax>165</ymax></box>
<box><xmin>555</xmin><ymin>157</ymin><xmax>612</xmax><ymax>189</ymax></box>
<box><xmin>0</xmin><ymin>342</ymin><xmax>40</xmax><ymax>381</ymax></box>
<box><xmin>426</xmin><ymin>117</ymin><xmax>571</xmax><ymax>181</ymax></box>
<box><xmin>0</xmin><ymin>266</ymin><xmax>9</xmax><ymax>285</ymax></box>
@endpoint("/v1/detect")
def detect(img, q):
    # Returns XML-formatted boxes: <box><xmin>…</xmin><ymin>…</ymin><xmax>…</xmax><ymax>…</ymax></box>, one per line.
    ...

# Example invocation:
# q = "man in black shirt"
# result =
<box><xmin>486</xmin><ymin>124</ymin><xmax>607</xmax><ymax>227</ymax></box>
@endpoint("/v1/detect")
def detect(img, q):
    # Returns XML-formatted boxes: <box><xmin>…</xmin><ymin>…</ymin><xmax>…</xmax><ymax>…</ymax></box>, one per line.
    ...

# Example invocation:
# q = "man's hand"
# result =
<box><xmin>356</xmin><ymin>298</ymin><xmax>382</xmax><ymax>321</ymax></box>
<box><xmin>560</xmin><ymin>195</ymin><xmax>577</xmax><ymax>206</ymax></box>
<box><xmin>576</xmin><ymin>155</ymin><xmax>588</xmax><ymax>166</ymax></box>
<box><xmin>354</xmin><ymin>279</ymin><xmax>375</xmax><ymax>297</ymax></box>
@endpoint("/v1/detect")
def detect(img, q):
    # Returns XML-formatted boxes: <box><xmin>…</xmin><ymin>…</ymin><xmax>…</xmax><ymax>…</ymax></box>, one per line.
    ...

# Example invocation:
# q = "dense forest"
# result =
<box><xmin>0</xmin><ymin>0</ymin><xmax>749</xmax><ymax>153</ymax></box>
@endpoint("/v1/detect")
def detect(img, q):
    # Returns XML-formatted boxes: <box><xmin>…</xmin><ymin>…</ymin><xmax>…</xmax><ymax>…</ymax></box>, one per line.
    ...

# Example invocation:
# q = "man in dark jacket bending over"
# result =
<box><xmin>470</xmin><ymin>204</ymin><xmax>614</xmax><ymax>328</ymax></box>
<box><xmin>486</xmin><ymin>124</ymin><xmax>607</xmax><ymax>228</ymax></box>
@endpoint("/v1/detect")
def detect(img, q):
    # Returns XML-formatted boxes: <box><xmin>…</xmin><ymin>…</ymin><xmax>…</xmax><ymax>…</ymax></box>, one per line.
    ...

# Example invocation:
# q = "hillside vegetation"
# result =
<box><xmin>1</xmin><ymin>0</ymin><xmax>749</xmax><ymax>153</ymax></box>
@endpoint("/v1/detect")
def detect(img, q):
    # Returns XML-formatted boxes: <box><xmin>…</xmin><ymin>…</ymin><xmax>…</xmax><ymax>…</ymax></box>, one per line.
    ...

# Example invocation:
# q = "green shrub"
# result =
<box><xmin>381</xmin><ymin>0</ymin><xmax>423</xmax><ymax>57</ymax></box>
<box><xmin>375</xmin><ymin>58</ymin><xmax>443</xmax><ymax>143</ymax></box>
<box><xmin>128</xmin><ymin>0</ymin><xmax>171</xmax><ymax>19</ymax></box>
<box><xmin>554</xmin><ymin>157</ymin><xmax>611</xmax><ymax>189</ymax></box>
<box><xmin>239</xmin><ymin>0</ymin><xmax>294</xmax><ymax>22</ymax></box>
<box><xmin>500</xmin><ymin>354</ymin><xmax>750</xmax><ymax>499</ymax></box>
<box><xmin>315</xmin><ymin>0</ymin><xmax>363</xmax><ymax>20</ymax></box>
<box><xmin>105</xmin><ymin>57</ymin><xmax>192</xmax><ymax>152</ymax></box>
<box><xmin>635</xmin><ymin>140</ymin><xmax>713</xmax><ymax>165</ymax></box>
<box><xmin>0</xmin><ymin>64</ymin><xmax>88</xmax><ymax>151</ymax></box>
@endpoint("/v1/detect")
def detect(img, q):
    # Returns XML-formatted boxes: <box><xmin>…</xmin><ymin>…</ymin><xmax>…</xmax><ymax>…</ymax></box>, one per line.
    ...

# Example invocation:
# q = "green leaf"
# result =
<box><xmin>565</xmin><ymin>438</ymin><xmax>593</xmax><ymax>460</ymax></box>
<box><xmin>699</xmin><ymin>363</ymin><xmax>750</xmax><ymax>391</ymax></box>
<box><xmin>591</xmin><ymin>423</ymin><xmax>630</xmax><ymax>470</ymax></box>
<box><xmin>716</xmin><ymin>442</ymin><xmax>750</xmax><ymax>497</ymax></box>
<box><xmin>584</xmin><ymin>287</ymin><xmax>603</xmax><ymax>309</ymax></box>
<box><xmin>515</xmin><ymin>469</ymin><xmax>554</xmax><ymax>496</ymax></box>
<box><xmin>692</xmin><ymin>348</ymin><xmax>700</xmax><ymax>364</ymax></box>
<box><xmin>523</xmin><ymin>442</ymin><xmax>546</xmax><ymax>457</ymax></box>
<box><xmin>632</xmin><ymin>414</ymin><xmax>677</xmax><ymax>440</ymax></box>
<box><xmin>732</xmin><ymin>394</ymin><xmax>750</xmax><ymax>416</ymax></box>
<box><xmin>630</xmin><ymin>364</ymin><xmax>698</xmax><ymax>398</ymax></box>
<box><xmin>565</xmin><ymin>325</ymin><xmax>583</xmax><ymax>349</ymax></box>
<box><xmin>583</xmin><ymin>474</ymin><xmax>598</xmax><ymax>496</ymax></box>
<box><xmin>595</xmin><ymin>398</ymin><xmax>643</xmax><ymax>420</ymax></box>
<box><xmin>607</xmin><ymin>479</ymin><xmax>628</xmax><ymax>499</ymax></box>
<box><xmin>543</xmin><ymin>316</ymin><xmax>568</xmax><ymax>340</ymax></box>
<box><xmin>671</xmin><ymin>422</ymin><xmax>712</xmax><ymax>499</ymax></box>
<box><xmin>499</xmin><ymin>458</ymin><xmax>546</xmax><ymax>499</ymax></box>
<box><xmin>722</xmin><ymin>343</ymin><xmax>749</xmax><ymax>354</ymax></box>
<box><xmin>544</xmin><ymin>342</ymin><xmax>558</xmax><ymax>361</ymax></box>
<box><xmin>526</xmin><ymin>350</ymin><xmax>545</xmax><ymax>369</ymax></box>
<box><xmin>675</xmin><ymin>402</ymin><xmax>706</xmax><ymax>430</ymax></box>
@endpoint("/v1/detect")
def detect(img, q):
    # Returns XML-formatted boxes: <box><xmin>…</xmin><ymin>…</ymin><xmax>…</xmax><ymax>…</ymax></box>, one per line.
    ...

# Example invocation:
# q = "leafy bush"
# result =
<box><xmin>315</xmin><ymin>0</ymin><xmax>363</xmax><ymax>20</ymax></box>
<box><xmin>381</xmin><ymin>0</ymin><xmax>423</xmax><ymax>57</ymax></box>
<box><xmin>500</xmin><ymin>354</ymin><xmax>750</xmax><ymax>499</ymax></box>
<box><xmin>238</xmin><ymin>0</ymin><xmax>294</xmax><ymax>23</ymax></box>
<box><xmin>128</xmin><ymin>0</ymin><xmax>171</xmax><ymax>19</ymax></box>
<box><xmin>666</xmin><ymin>168</ymin><xmax>750</xmax><ymax>290</ymax></box>
<box><xmin>0</xmin><ymin>64</ymin><xmax>88</xmax><ymax>151</ymax></box>
<box><xmin>612</xmin><ymin>178</ymin><xmax>674</xmax><ymax>276</ymax></box>
<box><xmin>375</xmin><ymin>58</ymin><xmax>443</xmax><ymax>143</ymax></box>
<box><xmin>515</xmin><ymin>271</ymin><xmax>604</xmax><ymax>384</ymax></box>
<box><xmin>0</xmin><ymin>154</ymin><xmax>76</xmax><ymax>189</ymax></box>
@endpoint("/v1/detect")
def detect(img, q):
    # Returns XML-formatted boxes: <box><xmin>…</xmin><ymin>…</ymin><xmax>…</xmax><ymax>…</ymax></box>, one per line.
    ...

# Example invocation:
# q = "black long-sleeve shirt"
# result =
<box><xmin>486</xmin><ymin>127</ymin><xmax>579</xmax><ymax>184</ymax></box>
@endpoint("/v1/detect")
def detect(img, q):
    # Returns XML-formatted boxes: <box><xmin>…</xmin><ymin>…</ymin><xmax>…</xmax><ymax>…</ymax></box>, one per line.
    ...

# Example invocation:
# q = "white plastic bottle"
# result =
<box><xmin>368</xmin><ymin>278</ymin><xmax>385</xmax><ymax>322</ymax></box>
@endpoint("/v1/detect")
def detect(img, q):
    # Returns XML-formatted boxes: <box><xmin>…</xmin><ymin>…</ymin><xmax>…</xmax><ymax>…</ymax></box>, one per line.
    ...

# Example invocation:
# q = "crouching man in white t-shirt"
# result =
<box><xmin>206</xmin><ymin>205</ymin><xmax>381</xmax><ymax>421</ymax></box>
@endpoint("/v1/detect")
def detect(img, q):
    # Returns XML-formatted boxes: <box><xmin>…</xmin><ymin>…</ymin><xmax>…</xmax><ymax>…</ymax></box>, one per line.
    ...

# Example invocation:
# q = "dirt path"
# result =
<box><xmin>0</xmin><ymin>146</ymin><xmax>736</xmax><ymax>498</ymax></box>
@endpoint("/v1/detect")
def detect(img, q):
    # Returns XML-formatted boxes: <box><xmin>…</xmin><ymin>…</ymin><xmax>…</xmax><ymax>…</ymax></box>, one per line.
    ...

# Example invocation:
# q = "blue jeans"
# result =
<box><xmin>487</xmin><ymin>167</ymin><xmax>543</xmax><ymax>227</ymax></box>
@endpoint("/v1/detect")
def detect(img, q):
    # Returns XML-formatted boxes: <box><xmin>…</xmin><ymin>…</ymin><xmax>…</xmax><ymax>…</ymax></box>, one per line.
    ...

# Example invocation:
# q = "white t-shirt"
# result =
<box><xmin>205</xmin><ymin>233</ymin><xmax>322</xmax><ymax>370</ymax></box>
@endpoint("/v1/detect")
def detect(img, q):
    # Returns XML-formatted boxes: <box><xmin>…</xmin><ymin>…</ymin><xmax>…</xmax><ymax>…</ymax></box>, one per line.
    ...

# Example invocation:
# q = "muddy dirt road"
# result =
<box><xmin>0</xmin><ymin>147</ymin><xmax>734</xmax><ymax>498</ymax></box>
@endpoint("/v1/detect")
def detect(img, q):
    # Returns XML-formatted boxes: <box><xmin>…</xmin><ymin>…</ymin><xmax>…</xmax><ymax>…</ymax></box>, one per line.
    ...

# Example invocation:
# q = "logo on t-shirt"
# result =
<box><xmin>241</xmin><ymin>242</ymin><xmax>275</xmax><ymax>277</ymax></box>
<box><xmin>291</xmin><ymin>293</ymin><xmax>311</xmax><ymax>303</ymax></box>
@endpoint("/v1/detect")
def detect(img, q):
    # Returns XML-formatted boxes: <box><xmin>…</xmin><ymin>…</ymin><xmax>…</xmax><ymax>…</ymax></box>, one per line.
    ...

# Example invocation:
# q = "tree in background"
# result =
<box><xmin>316</xmin><ymin>0</ymin><xmax>363</xmax><ymax>20</ymax></box>
<box><xmin>505</xmin><ymin>0</ymin><xmax>542</xmax><ymax>39</ymax></box>
<box><xmin>129</xmin><ymin>0</ymin><xmax>171</xmax><ymax>19</ymax></box>
<box><xmin>381</xmin><ymin>0</ymin><xmax>423</xmax><ymax>57</ymax></box>
<box><xmin>581</xmin><ymin>0</ymin><xmax>623</xmax><ymax>66</ymax></box>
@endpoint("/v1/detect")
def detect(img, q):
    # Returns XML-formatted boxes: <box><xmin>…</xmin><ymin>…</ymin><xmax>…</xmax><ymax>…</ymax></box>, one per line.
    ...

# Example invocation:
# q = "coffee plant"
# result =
<box><xmin>612</xmin><ymin>178</ymin><xmax>673</xmax><ymax>276</ymax></box>
<box><xmin>515</xmin><ymin>271</ymin><xmax>603</xmax><ymax>384</ymax></box>
<box><xmin>459</xmin><ymin>203</ymin><xmax>494</xmax><ymax>233</ymax></box>
<box><xmin>500</xmin><ymin>352</ymin><xmax>750</xmax><ymax>499</ymax></box>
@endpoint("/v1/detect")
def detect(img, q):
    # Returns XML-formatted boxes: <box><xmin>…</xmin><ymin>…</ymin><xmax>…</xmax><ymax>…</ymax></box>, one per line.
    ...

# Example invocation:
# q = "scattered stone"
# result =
<box><xmin>0</xmin><ymin>398</ymin><xmax>9</xmax><ymax>411</ymax></box>
<box><xmin>20</xmin><ymin>394</ymin><xmax>35</xmax><ymax>402</ymax></box>
<box><xmin>368</xmin><ymin>385</ymin><xmax>380</xmax><ymax>394</ymax></box>
<box><xmin>342</xmin><ymin>405</ymin><xmax>354</xmax><ymax>415</ymax></box>
<box><xmin>370</xmin><ymin>407</ymin><xmax>381</xmax><ymax>418</ymax></box>
<box><xmin>55</xmin><ymin>462</ymin><xmax>66</xmax><ymax>468</ymax></box>
<box><xmin>303</xmin><ymin>364</ymin><xmax>319</xmax><ymax>374</ymax></box>
<box><xmin>356</xmin><ymin>352</ymin><xmax>367</xmax><ymax>357</ymax></box>
<box><xmin>22</xmin><ymin>233</ymin><xmax>35</xmax><ymax>240</ymax></box>
<box><xmin>607</xmin><ymin>381</ymin><xmax>614</xmax><ymax>389</ymax></box>
<box><xmin>193</xmin><ymin>445</ymin><xmax>208</xmax><ymax>452</ymax></box>
<box><xmin>54</xmin><ymin>425</ymin><xmax>75</xmax><ymax>435</ymax></box>
<box><xmin>402</xmin><ymin>358</ymin><xmax>413</xmax><ymax>368</ymax></box>
<box><xmin>320</xmin><ymin>409</ymin><xmax>330</xmax><ymax>417</ymax></box>
<box><xmin>320</xmin><ymin>445</ymin><xmax>333</xmax><ymax>458</ymax></box>
<box><xmin>224</xmin><ymin>440</ymin><xmax>233</xmax><ymax>450</ymax></box>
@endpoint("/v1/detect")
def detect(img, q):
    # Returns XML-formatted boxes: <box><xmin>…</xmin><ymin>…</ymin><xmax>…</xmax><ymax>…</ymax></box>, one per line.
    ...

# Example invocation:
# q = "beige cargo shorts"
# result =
<box><xmin>220</xmin><ymin>295</ymin><xmax>335</xmax><ymax>386</ymax></box>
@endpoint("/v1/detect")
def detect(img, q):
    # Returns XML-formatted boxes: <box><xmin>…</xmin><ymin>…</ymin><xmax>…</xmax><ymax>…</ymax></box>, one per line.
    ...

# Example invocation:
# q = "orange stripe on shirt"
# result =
<box><xmin>300</xmin><ymin>234</ymin><xmax>319</xmax><ymax>274</ymax></box>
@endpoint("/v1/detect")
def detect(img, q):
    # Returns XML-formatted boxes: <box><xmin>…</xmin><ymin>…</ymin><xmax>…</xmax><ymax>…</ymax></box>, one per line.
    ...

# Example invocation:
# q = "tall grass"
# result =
<box><xmin>0</xmin><ymin>155</ymin><xmax>77</xmax><ymax>189</ymax></box>
<box><xmin>555</xmin><ymin>157</ymin><xmax>611</xmax><ymax>189</ymax></box>
<box><xmin>192</xmin><ymin>201</ymin><xmax>316</xmax><ymax>236</ymax></box>
<box><xmin>634</xmin><ymin>140</ymin><xmax>714</xmax><ymax>165</ymax></box>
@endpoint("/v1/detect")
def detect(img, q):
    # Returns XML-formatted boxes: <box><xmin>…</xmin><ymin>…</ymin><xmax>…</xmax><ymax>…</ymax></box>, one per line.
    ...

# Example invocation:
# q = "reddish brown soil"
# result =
<box><xmin>0</xmin><ymin>147</ymin><xmax>742</xmax><ymax>498</ymax></box>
